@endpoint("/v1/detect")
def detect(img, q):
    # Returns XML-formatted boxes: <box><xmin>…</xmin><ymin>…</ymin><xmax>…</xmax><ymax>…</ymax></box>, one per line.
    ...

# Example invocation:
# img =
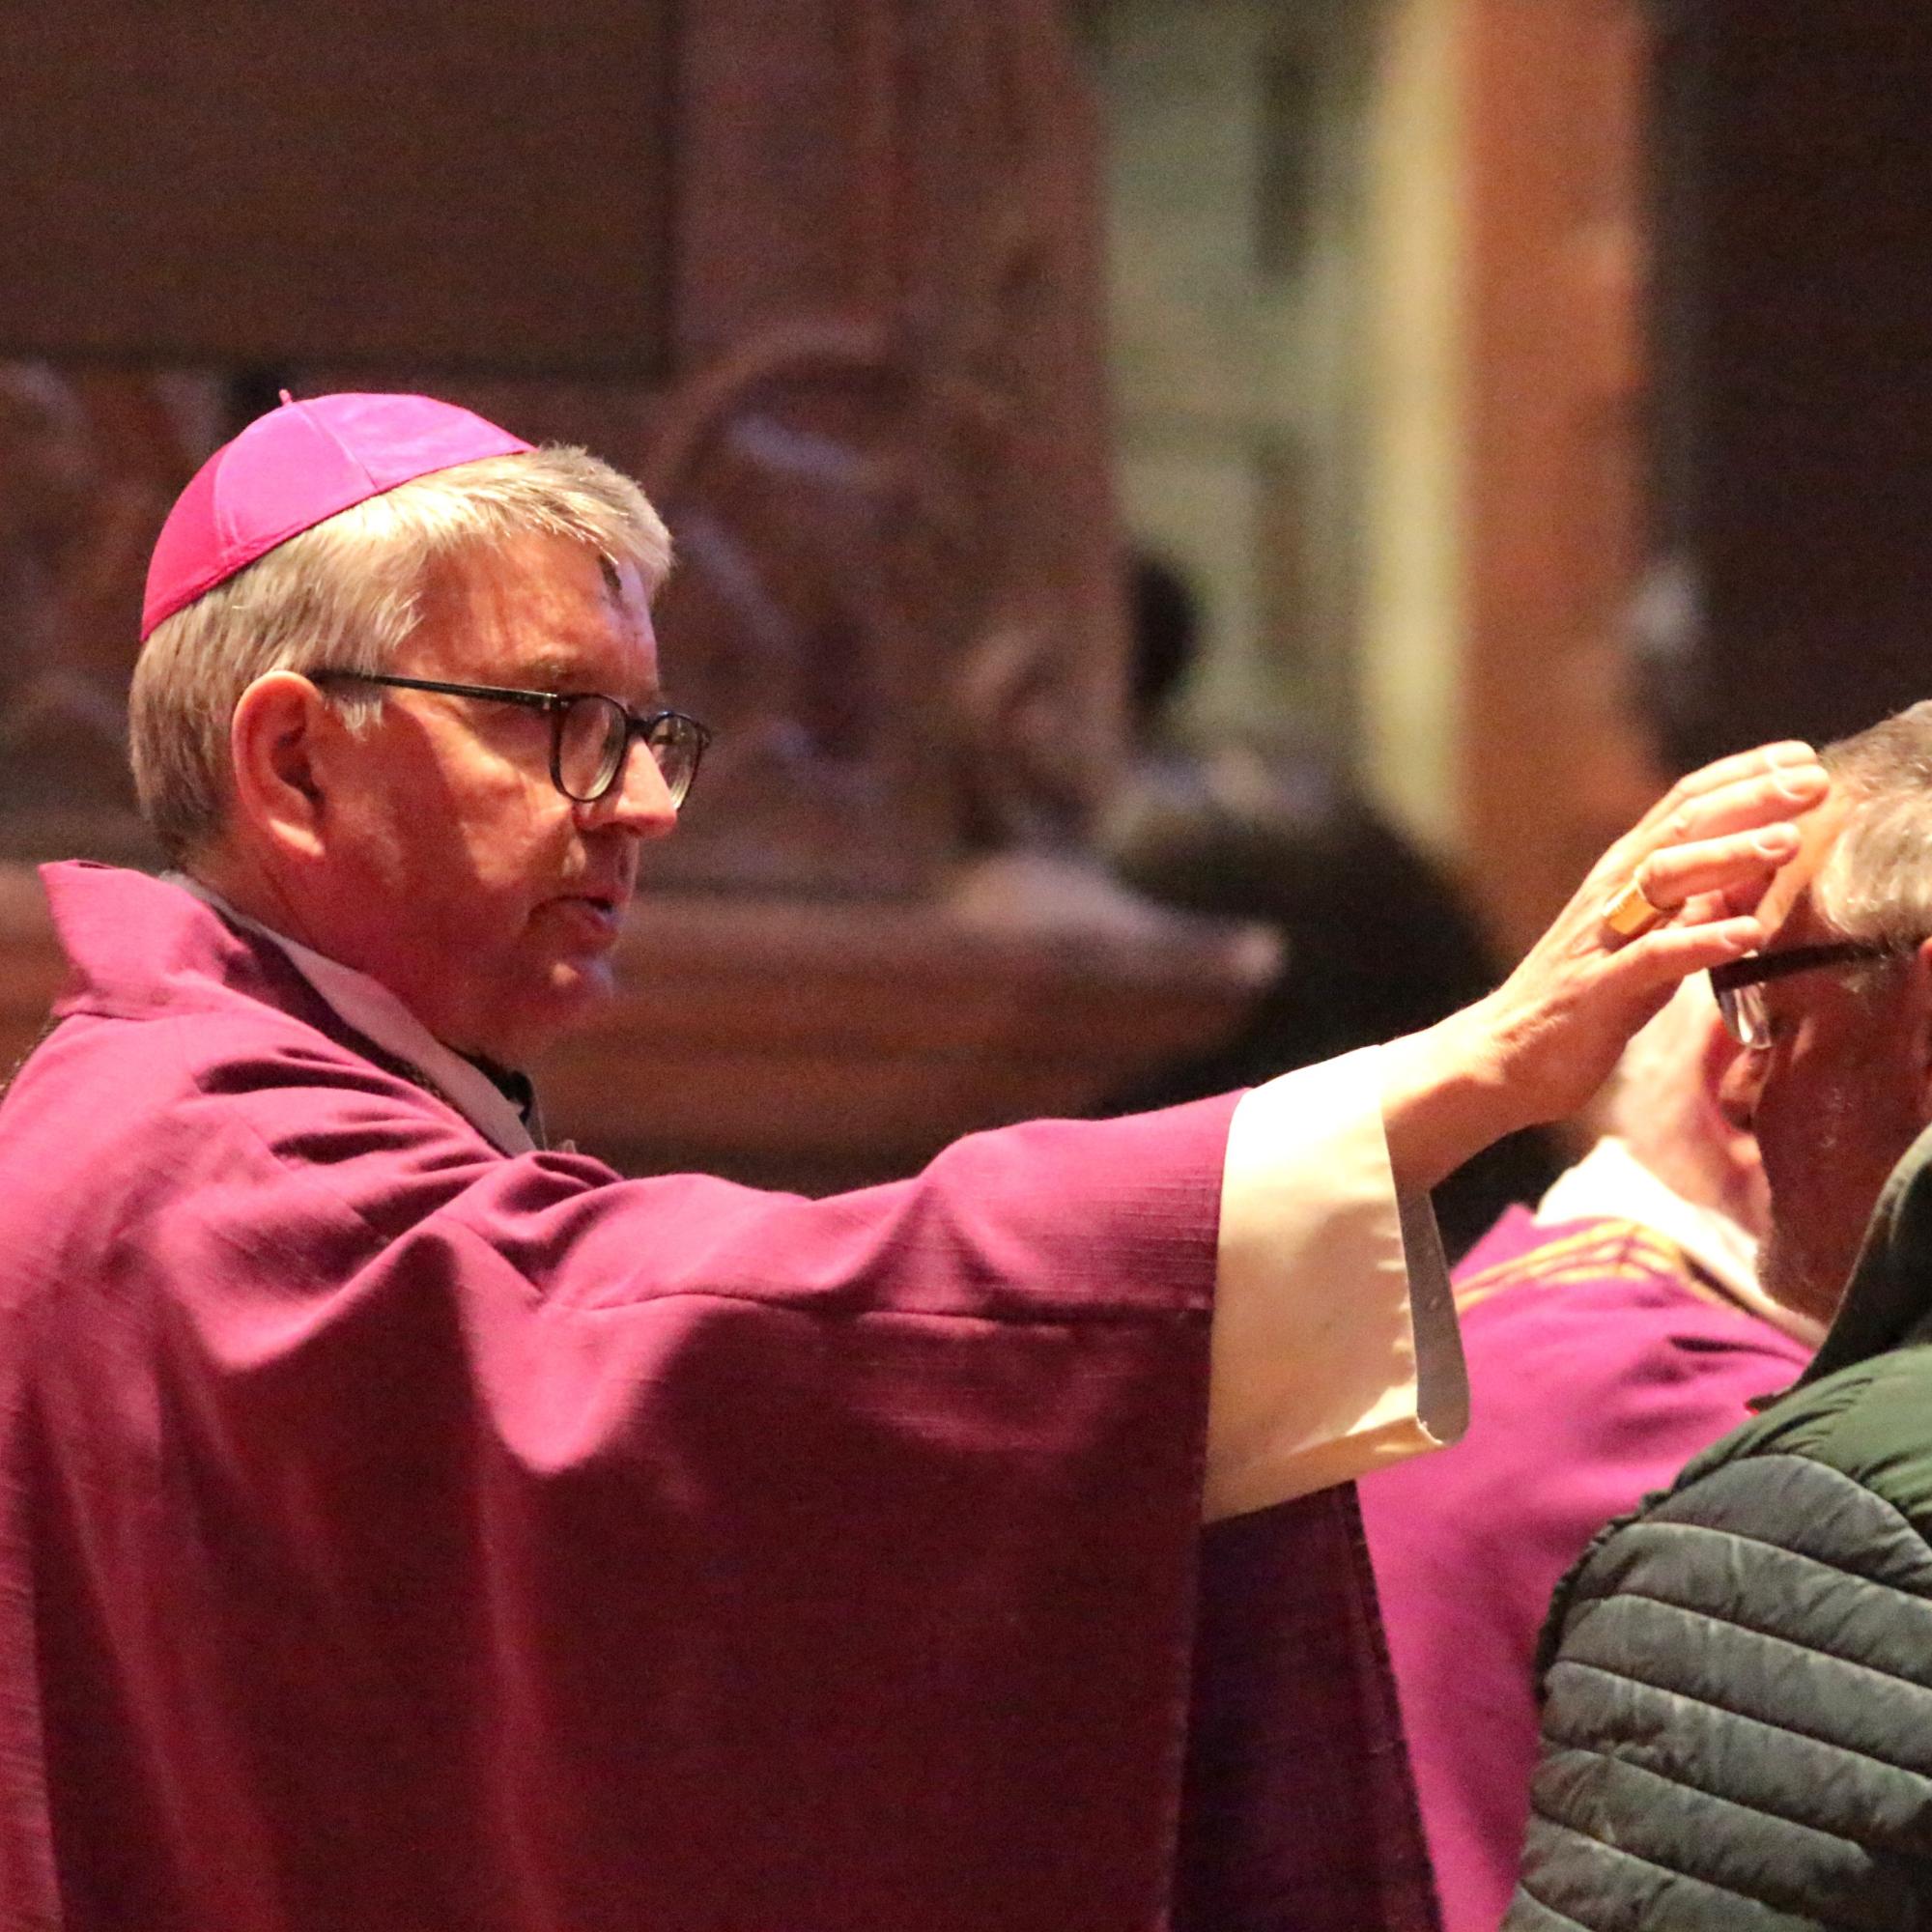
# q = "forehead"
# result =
<box><xmin>405</xmin><ymin>530</ymin><xmax>659</xmax><ymax>694</ymax></box>
<box><xmin>1756</xmin><ymin>784</ymin><xmax>1855</xmax><ymax>946</ymax></box>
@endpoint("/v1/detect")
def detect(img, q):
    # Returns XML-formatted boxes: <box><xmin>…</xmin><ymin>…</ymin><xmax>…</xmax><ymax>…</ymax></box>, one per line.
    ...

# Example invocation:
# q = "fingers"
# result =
<box><xmin>1677</xmin><ymin>878</ymin><xmax>1776</xmax><ymax>928</ymax></box>
<box><xmin>1602</xmin><ymin>743</ymin><xmax>1826</xmax><ymax>886</ymax></box>
<box><xmin>1585</xmin><ymin>744</ymin><xmax>1829</xmax><ymax>952</ymax></box>
<box><xmin>1426</xmin><ymin>740</ymin><xmax>1831</xmax><ymax>1141</ymax></box>
<box><xmin>1603</xmin><ymin>912</ymin><xmax>1767</xmax><ymax>982</ymax></box>
<box><xmin>1713</xmin><ymin>872</ymin><xmax>1777</xmax><ymax>921</ymax></box>
<box><xmin>1634</xmin><ymin>741</ymin><xmax>1821</xmax><ymax>832</ymax></box>
<box><xmin>1634</xmin><ymin>821</ymin><xmax>1804</xmax><ymax>913</ymax></box>
<box><xmin>1662</xmin><ymin>764</ymin><xmax>1826</xmax><ymax>847</ymax></box>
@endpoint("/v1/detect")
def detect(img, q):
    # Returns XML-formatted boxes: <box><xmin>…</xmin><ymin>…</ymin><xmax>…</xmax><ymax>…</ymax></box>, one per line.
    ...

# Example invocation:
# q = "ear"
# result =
<box><xmin>227</xmin><ymin>671</ymin><xmax>336</xmax><ymax>864</ymax></box>
<box><xmin>1912</xmin><ymin>937</ymin><xmax>1932</xmax><ymax>1124</ymax></box>
<box><xmin>1694</xmin><ymin>999</ymin><xmax>1767</xmax><ymax>1206</ymax></box>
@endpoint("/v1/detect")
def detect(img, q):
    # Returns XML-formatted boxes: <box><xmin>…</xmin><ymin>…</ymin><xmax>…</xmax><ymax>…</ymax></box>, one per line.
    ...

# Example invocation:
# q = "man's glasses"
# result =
<box><xmin>308</xmin><ymin>671</ymin><xmax>711</xmax><ymax>809</ymax></box>
<box><xmin>1708</xmin><ymin>941</ymin><xmax>1903</xmax><ymax>1049</ymax></box>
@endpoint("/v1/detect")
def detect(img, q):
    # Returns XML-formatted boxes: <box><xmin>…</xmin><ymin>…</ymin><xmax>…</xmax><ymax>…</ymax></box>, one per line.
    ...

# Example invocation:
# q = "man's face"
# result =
<box><xmin>311</xmin><ymin>531</ymin><xmax>676</xmax><ymax>1064</ymax></box>
<box><xmin>1719</xmin><ymin>812</ymin><xmax>1932</xmax><ymax>1326</ymax></box>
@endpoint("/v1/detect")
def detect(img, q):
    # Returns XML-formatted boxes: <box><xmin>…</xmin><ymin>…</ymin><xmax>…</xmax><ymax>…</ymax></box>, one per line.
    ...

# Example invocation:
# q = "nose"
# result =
<box><xmin>1718</xmin><ymin>1041</ymin><xmax>1767</xmax><ymax>1132</ymax></box>
<box><xmin>580</xmin><ymin>738</ymin><xmax>678</xmax><ymax>839</ymax></box>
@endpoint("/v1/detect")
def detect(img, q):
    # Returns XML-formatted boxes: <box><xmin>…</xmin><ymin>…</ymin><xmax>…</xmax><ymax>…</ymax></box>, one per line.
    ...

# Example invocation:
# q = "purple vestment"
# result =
<box><xmin>0</xmin><ymin>864</ymin><xmax>1432</xmax><ymax>1931</ymax></box>
<box><xmin>1357</xmin><ymin>1208</ymin><xmax>1812</xmax><ymax>1932</ymax></box>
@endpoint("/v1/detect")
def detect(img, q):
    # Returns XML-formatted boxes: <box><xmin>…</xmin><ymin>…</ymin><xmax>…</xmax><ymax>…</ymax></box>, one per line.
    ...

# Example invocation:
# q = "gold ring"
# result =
<box><xmin>1600</xmin><ymin>877</ymin><xmax>1667</xmax><ymax>942</ymax></box>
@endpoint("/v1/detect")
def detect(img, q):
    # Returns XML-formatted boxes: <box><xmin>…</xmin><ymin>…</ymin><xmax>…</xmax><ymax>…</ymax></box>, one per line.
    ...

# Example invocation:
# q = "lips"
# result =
<box><xmin>547</xmin><ymin>894</ymin><xmax>626</xmax><ymax>947</ymax></box>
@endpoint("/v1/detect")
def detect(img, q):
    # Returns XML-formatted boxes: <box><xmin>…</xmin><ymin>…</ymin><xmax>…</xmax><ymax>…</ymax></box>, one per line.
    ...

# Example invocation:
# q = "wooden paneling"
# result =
<box><xmin>0</xmin><ymin>0</ymin><xmax>674</xmax><ymax>377</ymax></box>
<box><xmin>0</xmin><ymin>870</ymin><xmax>65</xmax><ymax>1068</ymax></box>
<box><xmin>1461</xmin><ymin>0</ymin><xmax>1662</xmax><ymax>956</ymax></box>
<box><xmin>544</xmin><ymin>869</ymin><xmax>1274</xmax><ymax>1190</ymax></box>
<box><xmin>1688</xmin><ymin>8</ymin><xmax>1932</xmax><ymax>748</ymax></box>
<box><xmin>1460</xmin><ymin>0</ymin><xmax>1932</xmax><ymax>948</ymax></box>
<box><xmin>0</xmin><ymin>369</ymin><xmax>207</xmax><ymax>863</ymax></box>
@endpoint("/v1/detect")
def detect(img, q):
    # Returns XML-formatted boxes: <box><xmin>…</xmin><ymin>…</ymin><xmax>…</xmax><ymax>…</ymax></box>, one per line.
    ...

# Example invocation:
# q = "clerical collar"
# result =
<box><xmin>468</xmin><ymin>1055</ymin><xmax>538</xmax><ymax>1128</ymax></box>
<box><xmin>166</xmin><ymin>875</ymin><xmax>539</xmax><ymax>1158</ymax></box>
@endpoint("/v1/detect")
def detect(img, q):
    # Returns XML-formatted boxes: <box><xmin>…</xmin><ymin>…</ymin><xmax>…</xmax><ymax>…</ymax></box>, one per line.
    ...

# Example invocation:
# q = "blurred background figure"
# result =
<box><xmin>1101</xmin><ymin>550</ymin><xmax>1561</xmax><ymax>1260</ymax></box>
<box><xmin>1357</xmin><ymin>980</ymin><xmax>1826</xmax><ymax>1932</ymax></box>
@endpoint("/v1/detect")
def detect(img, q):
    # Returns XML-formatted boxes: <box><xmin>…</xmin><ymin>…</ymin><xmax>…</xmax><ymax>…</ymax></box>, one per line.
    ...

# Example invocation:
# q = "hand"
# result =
<box><xmin>1379</xmin><ymin>742</ymin><xmax>1830</xmax><ymax>1192</ymax></box>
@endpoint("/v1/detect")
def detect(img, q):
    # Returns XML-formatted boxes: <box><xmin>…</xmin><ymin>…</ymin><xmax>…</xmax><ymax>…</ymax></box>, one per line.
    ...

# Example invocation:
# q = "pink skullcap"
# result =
<box><xmin>140</xmin><ymin>391</ymin><xmax>533</xmax><ymax>640</ymax></box>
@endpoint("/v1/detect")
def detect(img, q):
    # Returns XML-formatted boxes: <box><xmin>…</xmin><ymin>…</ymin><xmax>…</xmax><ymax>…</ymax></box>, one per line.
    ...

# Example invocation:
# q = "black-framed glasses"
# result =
<box><xmin>307</xmin><ymin>671</ymin><xmax>711</xmax><ymax>809</ymax></box>
<box><xmin>1708</xmin><ymin>940</ymin><xmax>1905</xmax><ymax>1049</ymax></box>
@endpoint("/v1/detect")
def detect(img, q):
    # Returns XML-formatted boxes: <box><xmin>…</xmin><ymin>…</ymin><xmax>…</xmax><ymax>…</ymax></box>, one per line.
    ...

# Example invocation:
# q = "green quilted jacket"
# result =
<box><xmin>1506</xmin><ymin>1120</ymin><xmax>1932</xmax><ymax>1929</ymax></box>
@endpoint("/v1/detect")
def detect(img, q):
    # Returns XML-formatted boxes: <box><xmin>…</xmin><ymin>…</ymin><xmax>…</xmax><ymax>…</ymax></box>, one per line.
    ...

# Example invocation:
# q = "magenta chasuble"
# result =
<box><xmin>1358</xmin><ymin>1208</ymin><xmax>1811</xmax><ymax>1932</ymax></box>
<box><xmin>0</xmin><ymin>865</ymin><xmax>1435</xmax><ymax>1931</ymax></box>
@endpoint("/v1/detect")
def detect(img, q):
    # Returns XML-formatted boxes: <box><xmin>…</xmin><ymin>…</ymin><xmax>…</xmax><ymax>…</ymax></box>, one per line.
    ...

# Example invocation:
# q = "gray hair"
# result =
<box><xmin>1600</xmin><ymin>702</ymin><xmax>1932</xmax><ymax>1214</ymax></box>
<box><xmin>1811</xmin><ymin>699</ymin><xmax>1932</xmax><ymax>948</ymax></box>
<box><xmin>128</xmin><ymin>446</ymin><xmax>672</xmax><ymax>864</ymax></box>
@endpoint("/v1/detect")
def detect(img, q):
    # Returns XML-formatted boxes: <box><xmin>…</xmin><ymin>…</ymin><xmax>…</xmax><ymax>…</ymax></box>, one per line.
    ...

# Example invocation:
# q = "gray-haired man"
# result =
<box><xmin>1511</xmin><ymin>698</ymin><xmax>1932</xmax><ymax>1930</ymax></box>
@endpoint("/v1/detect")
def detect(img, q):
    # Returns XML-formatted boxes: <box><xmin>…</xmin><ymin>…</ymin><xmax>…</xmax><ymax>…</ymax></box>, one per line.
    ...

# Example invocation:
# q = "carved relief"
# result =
<box><xmin>0</xmin><ymin>0</ymin><xmax>1126</xmax><ymax>894</ymax></box>
<box><xmin>0</xmin><ymin>366</ymin><xmax>215</xmax><ymax>861</ymax></box>
<box><xmin>635</xmin><ymin>0</ymin><xmax>1127</xmax><ymax>890</ymax></box>
<box><xmin>639</xmin><ymin>322</ymin><xmax>1100</xmax><ymax>892</ymax></box>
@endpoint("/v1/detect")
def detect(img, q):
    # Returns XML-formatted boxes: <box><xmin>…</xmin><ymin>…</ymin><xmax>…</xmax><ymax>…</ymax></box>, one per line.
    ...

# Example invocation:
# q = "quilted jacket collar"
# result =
<box><xmin>1798</xmin><ymin>1114</ymin><xmax>1932</xmax><ymax>1388</ymax></box>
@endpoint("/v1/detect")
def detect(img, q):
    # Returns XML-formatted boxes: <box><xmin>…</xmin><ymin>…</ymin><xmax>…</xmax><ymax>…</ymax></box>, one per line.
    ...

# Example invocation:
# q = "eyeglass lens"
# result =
<box><xmin>1716</xmin><ymin>981</ymin><xmax>1768</xmax><ymax>1049</ymax></box>
<box><xmin>555</xmin><ymin>696</ymin><xmax>703</xmax><ymax>806</ymax></box>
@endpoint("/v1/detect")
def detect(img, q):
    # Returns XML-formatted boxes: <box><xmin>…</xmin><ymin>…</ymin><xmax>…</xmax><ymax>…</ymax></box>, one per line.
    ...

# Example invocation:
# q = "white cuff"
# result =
<box><xmin>1202</xmin><ymin>1046</ymin><xmax>1468</xmax><ymax>1521</ymax></box>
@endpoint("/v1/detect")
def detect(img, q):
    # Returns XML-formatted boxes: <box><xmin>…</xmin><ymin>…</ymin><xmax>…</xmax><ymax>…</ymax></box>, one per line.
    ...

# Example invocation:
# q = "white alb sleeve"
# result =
<box><xmin>1203</xmin><ymin>1045</ymin><xmax>1468</xmax><ymax>1521</ymax></box>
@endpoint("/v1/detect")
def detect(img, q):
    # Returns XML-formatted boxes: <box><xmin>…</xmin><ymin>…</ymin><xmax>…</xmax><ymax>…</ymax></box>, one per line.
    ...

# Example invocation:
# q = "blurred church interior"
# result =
<box><xmin>0</xmin><ymin>0</ymin><xmax>1924</xmax><ymax>1208</ymax></box>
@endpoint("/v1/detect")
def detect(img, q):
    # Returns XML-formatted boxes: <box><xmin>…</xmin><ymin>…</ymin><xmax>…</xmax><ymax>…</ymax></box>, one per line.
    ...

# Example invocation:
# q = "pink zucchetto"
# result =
<box><xmin>140</xmin><ymin>391</ymin><xmax>533</xmax><ymax>640</ymax></box>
